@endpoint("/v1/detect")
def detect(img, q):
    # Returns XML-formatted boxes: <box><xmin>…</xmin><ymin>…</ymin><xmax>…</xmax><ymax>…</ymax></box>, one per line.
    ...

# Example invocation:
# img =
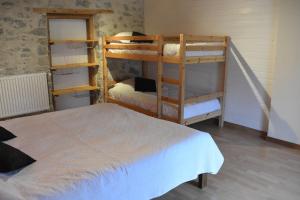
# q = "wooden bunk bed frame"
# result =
<box><xmin>103</xmin><ymin>34</ymin><xmax>230</xmax><ymax>127</ymax></box>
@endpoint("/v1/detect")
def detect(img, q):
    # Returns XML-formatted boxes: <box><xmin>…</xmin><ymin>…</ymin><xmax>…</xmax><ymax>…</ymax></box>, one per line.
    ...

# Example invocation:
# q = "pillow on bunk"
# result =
<box><xmin>132</xmin><ymin>32</ymin><xmax>153</xmax><ymax>43</ymax></box>
<box><xmin>114</xmin><ymin>32</ymin><xmax>153</xmax><ymax>43</ymax></box>
<box><xmin>0</xmin><ymin>142</ymin><xmax>36</xmax><ymax>173</ymax></box>
<box><xmin>134</xmin><ymin>77</ymin><xmax>156</xmax><ymax>92</ymax></box>
<box><xmin>0</xmin><ymin>126</ymin><xmax>16</xmax><ymax>141</ymax></box>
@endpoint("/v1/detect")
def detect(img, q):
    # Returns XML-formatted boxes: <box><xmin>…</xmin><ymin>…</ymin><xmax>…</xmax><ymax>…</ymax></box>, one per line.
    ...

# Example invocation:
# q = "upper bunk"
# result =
<box><xmin>103</xmin><ymin>33</ymin><xmax>229</xmax><ymax>64</ymax></box>
<box><xmin>163</xmin><ymin>35</ymin><xmax>228</xmax><ymax>64</ymax></box>
<box><xmin>103</xmin><ymin>34</ymin><xmax>162</xmax><ymax>62</ymax></box>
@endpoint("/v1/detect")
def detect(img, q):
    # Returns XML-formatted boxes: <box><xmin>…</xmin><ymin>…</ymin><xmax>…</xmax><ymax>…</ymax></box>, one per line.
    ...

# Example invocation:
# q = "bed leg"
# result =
<box><xmin>198</xmin><ymin>174</ymin><xmax>207</xmax><ymax>189</ymax></box>
<box><xmin>218</xmin><ymin>115</ymin><xmax>224</xmax><ymax>128</ymax></box>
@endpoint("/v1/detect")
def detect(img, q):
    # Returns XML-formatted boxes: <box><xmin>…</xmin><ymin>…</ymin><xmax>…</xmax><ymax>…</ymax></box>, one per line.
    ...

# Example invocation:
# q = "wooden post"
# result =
<box><xmin>219</xmin><ymin>36</ymin><xmax>230</xmax><ymax>127</ymax></box>
<box><xmin>102</xmin><ymin>36</ymin><xmax>108</xmax><ymax>102</ymax></box>
<box><xmin>46</xmin><ymin>14</ymin><xmax>56</xmax><ymax>111</ymax></box>
<box><xmin>178</xmin><ymin>34</ymin><xmax>186</xmax><ymax>124</ymax></box>
<box><xmin>86</xmin><ymin>15</ymin><xmax>97</xmax><ymax>104</ymax></box>
<box><xmin>157</xmin><ymin>35</ymin><xmax>163</xmax><ymax>118</ymax></box>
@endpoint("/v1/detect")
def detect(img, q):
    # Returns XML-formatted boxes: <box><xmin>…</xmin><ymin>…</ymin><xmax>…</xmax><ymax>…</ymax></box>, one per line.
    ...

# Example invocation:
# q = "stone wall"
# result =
<box><xmin>0</xmin><ymin>0</ymin><xmax>144</xmax><ymax>104</ymax></box>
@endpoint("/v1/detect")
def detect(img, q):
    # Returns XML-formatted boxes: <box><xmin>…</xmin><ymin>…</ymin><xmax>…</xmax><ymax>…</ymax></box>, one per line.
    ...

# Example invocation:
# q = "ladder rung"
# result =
<box><xmin>162</xmin><ymin>101</ymin><xmax>179</xmax><ymax>109</ymax></box>
<box><xmin>161</xmin><ymin>77</ymin><xmax>180</xmax><ymax>85</ymax></box>
<box><xmin>161</xmin><ymin>96</ymin><xmax>179</xmax><ymax>105</ymax></box>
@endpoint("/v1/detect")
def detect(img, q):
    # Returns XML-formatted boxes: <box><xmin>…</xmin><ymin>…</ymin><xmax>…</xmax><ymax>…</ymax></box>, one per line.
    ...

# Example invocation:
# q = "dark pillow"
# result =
<box><xmin>132</xmin><ymin>31</ymin><xmax>153</xmax><ymax>43</ymax></box>
<box><xmin>0</xmin><ymin>126</ymin><xmax>16</xmax><ymax>141</ymax></box>
<box><xmin>134</xmin><ymin>77</ymin><xmax>156</xmax><ymax>92</ymax></box>
<box><xmin>0</xmin><ymin>142</ymin><xmax>36</xmax><ymax>173</ymax></box>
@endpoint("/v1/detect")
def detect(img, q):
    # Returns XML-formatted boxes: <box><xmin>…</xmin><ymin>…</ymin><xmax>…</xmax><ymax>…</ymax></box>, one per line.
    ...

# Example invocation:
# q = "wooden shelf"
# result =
<box><xmin>33</xmin><ymin>8</ymin><xmax>113</xmax><ymax>15</ymax></box>
<box><xmin>49</xmin><ymin>39</ymin><xmax>98</xmax><ymax>45</ymax></box>
<box><xmin>52</xmin><ymin>85</ymin><xmax>99</xmax><ymax>96</ymax></box>
<box><xmin>51</xmin><ymin>62</ymin><xmax>99</xmax><ymax>70</ymax></box>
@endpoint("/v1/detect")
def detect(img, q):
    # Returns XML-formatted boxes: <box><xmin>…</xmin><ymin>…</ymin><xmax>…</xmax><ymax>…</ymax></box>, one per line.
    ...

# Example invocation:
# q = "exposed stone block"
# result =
<box><xmin>30</xmin><ymin>28</ymin><xmax>47</xmax><ymax>36</ymax></box>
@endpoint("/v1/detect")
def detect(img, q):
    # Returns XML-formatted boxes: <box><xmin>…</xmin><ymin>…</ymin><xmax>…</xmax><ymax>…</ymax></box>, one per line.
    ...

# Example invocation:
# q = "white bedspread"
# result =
<box><xmin>108</xmin><ymin>42</ymin><xmax>224</xmax><ymax>57</ymax></box>
<box><xmin>0</xmin><ymin>104</ymin><xmax>223</xmax><ymax>200</ymax></box>
<box><xmin>109</xmin><ymin>78</ymin><xmax>221</xmax><ymax>119</ymax></box>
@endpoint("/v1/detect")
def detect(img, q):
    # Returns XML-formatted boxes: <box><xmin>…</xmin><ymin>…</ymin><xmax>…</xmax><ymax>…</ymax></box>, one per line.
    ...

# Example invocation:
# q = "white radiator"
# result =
<box><xmin>0</xmin><ymin>73</ymin><xmax>50</xmax><ymax>118</ymax></box>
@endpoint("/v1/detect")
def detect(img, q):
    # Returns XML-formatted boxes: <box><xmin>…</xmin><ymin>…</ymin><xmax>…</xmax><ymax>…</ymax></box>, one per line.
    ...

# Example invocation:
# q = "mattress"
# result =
<box><xmin>109</xmin><ymin>78</ymin><xmax>221</xmax><ymax>119</ymax></box>
<box><xmin>0</xmin><ymin>103</ymin><xmax>224</xmax><ymax>200</ymax></box>
<box><xmin>108</xmin><ymin>42</ymin><xmax>224</xmax><ymax>57</ymax></box>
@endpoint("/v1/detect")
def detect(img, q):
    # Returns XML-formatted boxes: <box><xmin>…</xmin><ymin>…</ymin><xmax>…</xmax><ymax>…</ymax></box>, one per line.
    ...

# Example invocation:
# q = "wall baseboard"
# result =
<box><xmin>1</xmin><ymin>110</ymin><xmax>50</xmax><ymax>121</ymax></box>
<box><xmin>224</xmin><ymin>121</ymin><xmax>300</xmax><ymax>150</ymax></box>
<box><xmin>224</xmin><ymin>121</ymin><xmax>266</xmax><ymax>135</ymax></box>
<box><xmin>262</xmin><ymin>135</ymin><xmax>300</xmax><ymax>150</ymax></box>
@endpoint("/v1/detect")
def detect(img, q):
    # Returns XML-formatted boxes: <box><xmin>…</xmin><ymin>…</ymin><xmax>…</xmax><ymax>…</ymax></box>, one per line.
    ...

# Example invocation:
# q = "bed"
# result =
<box><xmin>109</xmin><ymin>78</ymin><xmax>221</xmax><ymax>119</ymax></box>
<box><xmin>103</xmin><ymin>34</ymin><xmax>229</xmax><ymax>125</ymax></box>
<box><xmin>0</xmin><ymin>103</ymin><xmax>223</xmax><ymax>200</ymax></box>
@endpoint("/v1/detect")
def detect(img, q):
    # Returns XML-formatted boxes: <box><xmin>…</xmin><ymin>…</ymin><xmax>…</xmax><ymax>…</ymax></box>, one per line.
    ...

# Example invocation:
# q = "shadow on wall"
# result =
<box><xmin>225</xmin><ymin>41</ymin><xmax>271</xmax><ymax>131</ymax></box>
<box><xmin>268</xmin><ymin>106</ymin><xmax>299</xmax><ymax>144</ymax></box>
<box><xmin>106</xmin><ymin>59</ymin><xmax>142</xmax><ymax>81</ymax></box>
<box><xmin>228</xmin><ymin>41</ymin><xmax>298</xmax><ymax>142</ymax></box>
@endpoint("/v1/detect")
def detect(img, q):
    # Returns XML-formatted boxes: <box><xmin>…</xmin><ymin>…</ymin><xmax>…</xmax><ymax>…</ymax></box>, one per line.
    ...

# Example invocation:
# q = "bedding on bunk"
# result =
<box><xmin>109</xmin><ymin>78</ymin><xmax>221</xmax><ymax>119</ymax></box>
<box><xmin>114</xmin><ymin>32</ymin><xmax>153</xmax><ymax>43</ymax></box>
<box><xmin>164</xmin><ymin>42</ymin><xmax>224</xmax><ymax>57</ymax></box>
<box><xmin>107</xmin><ymin>42</ymin><xmax>224</xmax><ymax>57</ymax></box>
<box><xmin>0</xmin><ymin>103</ymin><xmax>224</xmax><ymax>200</ymax></box>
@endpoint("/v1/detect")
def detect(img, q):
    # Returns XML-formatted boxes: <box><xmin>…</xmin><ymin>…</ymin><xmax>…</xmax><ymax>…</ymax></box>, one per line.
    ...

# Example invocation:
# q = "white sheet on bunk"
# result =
<box><xmin>108</xmin><ymin>42</ymin><xmax>224</xmax><ymax>57</ymax></box>
<box><xmin>164</xmin><ymin>42</ymin><xmax>224</xmax><ymax>57</ymax></box>
<box><xmin>108</xmin><ymin>78</ymin><xmax>221</xmax><ymax>119</ymax></box>
<box><xmin>0</xmin><ymin>103</ymin><xmax>224</xmax><ymax>200</ymax></box>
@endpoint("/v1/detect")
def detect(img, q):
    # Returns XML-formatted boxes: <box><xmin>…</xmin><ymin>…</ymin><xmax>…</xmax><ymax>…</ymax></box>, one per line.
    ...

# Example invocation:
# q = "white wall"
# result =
<box><xmin>268</xmin><ymin>0</ymin><xmax>300</xmax><ymax>144</ymax></box>
<box><xmin>144</xmin><ymin>0</ymin><xmax>276</xmax><ymax>131</ymax></box>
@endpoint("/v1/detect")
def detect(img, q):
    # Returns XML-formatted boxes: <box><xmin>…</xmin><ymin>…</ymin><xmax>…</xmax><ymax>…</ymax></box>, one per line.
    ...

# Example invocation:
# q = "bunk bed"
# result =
<box><xmin>103</xmin><ymin>34</ymin><xmax>230</xmax><ymax>126</ymax></box>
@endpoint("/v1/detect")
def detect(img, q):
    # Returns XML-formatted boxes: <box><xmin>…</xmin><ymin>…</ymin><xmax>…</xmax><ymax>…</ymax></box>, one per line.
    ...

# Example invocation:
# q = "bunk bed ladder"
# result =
<box><xmin>160</xmin><ymin>34</ymin><xmax>186</xmax><ymax>124</ymax></box>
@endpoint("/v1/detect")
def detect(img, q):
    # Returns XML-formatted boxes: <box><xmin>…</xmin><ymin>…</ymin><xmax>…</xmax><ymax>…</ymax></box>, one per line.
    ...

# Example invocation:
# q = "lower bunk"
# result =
<box><xmin>107</xmin><ymin>78</ymin><xmax>222</xmax><ymax>125</ymax></box>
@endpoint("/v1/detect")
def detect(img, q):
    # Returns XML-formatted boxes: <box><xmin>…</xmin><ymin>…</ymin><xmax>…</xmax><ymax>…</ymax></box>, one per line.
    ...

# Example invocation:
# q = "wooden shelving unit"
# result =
<box><xmin>51</xmin><ymin>62</ymin><xmax>99</xmax><ymax>70</ymax></box>
<box><xmin>47</xmin><ymin>13</ymin><xmax>99</xmax><ymax>110</ymax></box>
<box><xmin>52</xmin><ymin>85</ymin><xmax>99</xmax><ymax>96</ymax></box>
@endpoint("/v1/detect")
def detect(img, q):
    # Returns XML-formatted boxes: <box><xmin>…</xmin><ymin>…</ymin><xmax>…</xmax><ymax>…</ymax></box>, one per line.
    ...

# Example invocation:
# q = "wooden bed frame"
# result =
<box><xmin>103</xmin><ymin>34</ymin><xmax>230</xmax><ymax>127</ymax></box>
<box><xmin>198</xmin><ymin>174</ymin><xmax>208</xmax><ymax>189</ymax></box>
